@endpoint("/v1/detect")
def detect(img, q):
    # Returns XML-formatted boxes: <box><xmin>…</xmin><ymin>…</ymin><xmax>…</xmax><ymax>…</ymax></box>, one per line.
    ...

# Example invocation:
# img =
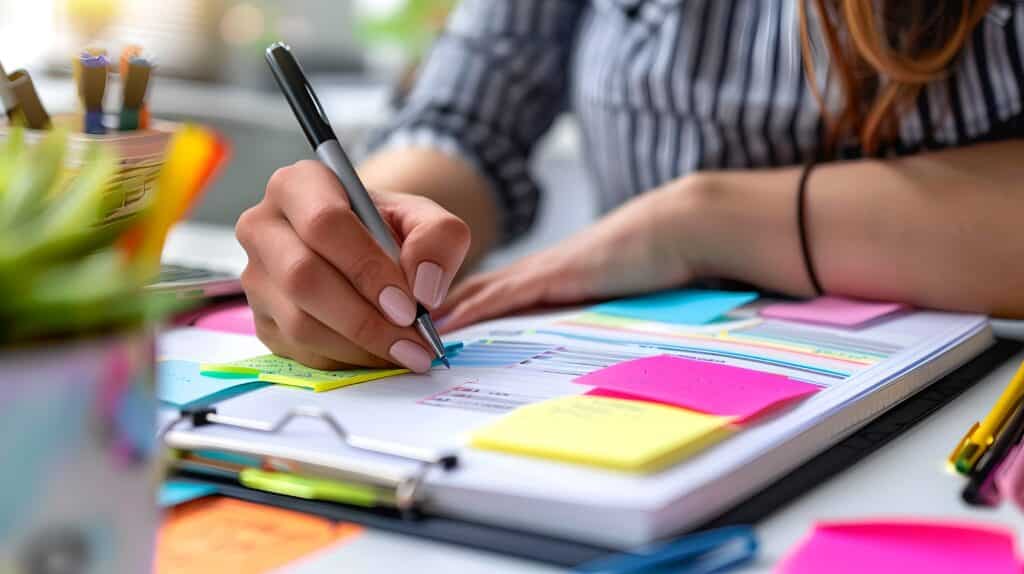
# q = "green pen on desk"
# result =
<box><xmin>239</xmin><ymin>468</ymin><xmax>382</xmax><ymax>508</ymax></box>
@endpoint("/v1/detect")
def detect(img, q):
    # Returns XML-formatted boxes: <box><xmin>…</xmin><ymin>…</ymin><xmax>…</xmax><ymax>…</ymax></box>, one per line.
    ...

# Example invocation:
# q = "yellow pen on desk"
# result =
<box><xmin>950</xmin><ymin>360</ymin><xmax>1024</xmax><ymax>474</ymax></box>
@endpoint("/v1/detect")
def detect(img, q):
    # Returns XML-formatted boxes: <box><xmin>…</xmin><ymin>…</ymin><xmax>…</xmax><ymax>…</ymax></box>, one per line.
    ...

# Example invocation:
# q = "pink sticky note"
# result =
<box><xmin>777</xmin><ymin>520</ymin><xmax>1022</xmax><ymax>574</ymax></box>
<box><xmin>193</xmin><ymin>303</ymin><xmax>256</xmax><ymax>336</ymax></box>
<box><xmin>760</xmin><ymin>296</ymin><xmax>907</xmax><ymax>327</ymax></box>
<box><xmin>575</xmin><ymin>355</ymin><xmax>819</xmax><ymax>423</ymax></box>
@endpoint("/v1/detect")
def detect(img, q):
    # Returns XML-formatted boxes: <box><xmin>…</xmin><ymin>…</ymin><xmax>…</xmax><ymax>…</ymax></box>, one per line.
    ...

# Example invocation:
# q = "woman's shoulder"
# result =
<box><xmin>894</xmin><ymin>2</ymin><xmax>1024</xmax><ymax>153</ymax></box>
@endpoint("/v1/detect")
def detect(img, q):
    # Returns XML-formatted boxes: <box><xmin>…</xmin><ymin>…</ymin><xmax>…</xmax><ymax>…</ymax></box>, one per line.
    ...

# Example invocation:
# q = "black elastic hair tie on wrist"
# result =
<box><xmin>797</xmin><ymin>159</ymin><xmax>824</xmax><ymax>296</ymax></box>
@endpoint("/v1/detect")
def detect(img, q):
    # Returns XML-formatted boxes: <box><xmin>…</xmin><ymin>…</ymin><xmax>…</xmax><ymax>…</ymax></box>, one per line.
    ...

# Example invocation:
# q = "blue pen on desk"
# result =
<box><xmin>573</xmin><ymin>525</ymin><xmax>757</xmax><ymax>574</ymax></box>
<box><xmin>265</xmin><ymin>41</ymin><xmax>450</xmax><ymax>368</ymax></box>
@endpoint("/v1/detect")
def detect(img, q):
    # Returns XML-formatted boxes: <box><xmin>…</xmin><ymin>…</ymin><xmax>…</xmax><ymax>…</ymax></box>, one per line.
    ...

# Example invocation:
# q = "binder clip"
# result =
<box><xmin>161</xmin><ymin>406</ymin><xmax>458</xmax><ymax>518</ymax></box>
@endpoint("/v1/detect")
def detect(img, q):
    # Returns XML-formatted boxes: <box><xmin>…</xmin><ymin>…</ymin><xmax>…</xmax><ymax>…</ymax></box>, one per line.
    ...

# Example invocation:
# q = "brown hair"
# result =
<box><xmin>799</xmin><ymin>0</ymin><xmax>995</xmax><ymax>156</ymax></box>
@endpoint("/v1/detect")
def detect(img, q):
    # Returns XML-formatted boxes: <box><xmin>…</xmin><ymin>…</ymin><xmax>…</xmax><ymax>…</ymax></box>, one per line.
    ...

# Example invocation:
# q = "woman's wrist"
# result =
<box><xmin>644</xmin><ymin>173</ymin><xmax>729</xmax><ymax>282</ymax></box>
<box><xmin>662</xmin><ymin>169</ymin><xmax>818</xmax><ymax>296</ymax></box>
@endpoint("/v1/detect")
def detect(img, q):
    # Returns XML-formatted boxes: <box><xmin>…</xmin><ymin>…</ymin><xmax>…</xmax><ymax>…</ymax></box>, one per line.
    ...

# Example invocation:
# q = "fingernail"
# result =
<box><xmin>414</xmin><ymin>261</ymin><xmax>446</xmax><ymax>308</ymax></box>
<box><xmin>379</xmin><ymin>286</ymin><xmax>416</xmax><ymax>326</ymax></box>
<box><xmin>390</xmin><ymin>339</ymin><xmax>433</xmax><ymax>373</ymax></box>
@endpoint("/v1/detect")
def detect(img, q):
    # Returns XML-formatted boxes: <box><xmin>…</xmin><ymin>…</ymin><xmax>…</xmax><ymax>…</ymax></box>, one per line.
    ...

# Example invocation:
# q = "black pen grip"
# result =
<box><xmin>266</xmin><ymin>42</ymin><xmax>335</xmax><ymax>147</ymax></box>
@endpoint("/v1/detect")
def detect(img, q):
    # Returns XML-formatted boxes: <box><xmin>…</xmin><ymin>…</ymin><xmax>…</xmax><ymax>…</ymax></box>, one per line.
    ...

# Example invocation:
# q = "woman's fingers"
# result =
<box><xmin>238</xmin><ymin>210</ymin><xmax>434</xmax><ymax>373</ymax></box>
<box><xmin>377</xmin><ymin>191</ymin><xmax>472</xmax><ymax>310</ymax></box>
<box><xmin>434</xmin><ymin>271</ymin><xmax>495</xmax><ymax>319</ymax></box>
<box><xmin>439</xmin><ymin>272</ymin><xmax>542</xmax><ymax>333</ymax></box>
<box><xmin>244</xmin><ymin>265</ymin><xmax>393</xmax><ymax>369</ymax></box>
<box><xmin>266</xmin><ymin>161</ymin><xmax>418</xmax><ymax>328</ymax></box>
<box><xmin>251</xmin><ymin>311</ymin><xmax>359</xmax><ymax>371</ymax></box>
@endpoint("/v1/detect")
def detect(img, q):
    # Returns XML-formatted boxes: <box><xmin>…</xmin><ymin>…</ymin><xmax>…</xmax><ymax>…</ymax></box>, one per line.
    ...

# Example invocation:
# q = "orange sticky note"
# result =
<box><xmin>156</xmin><ymin>497</ymin><xmax>361</xmax><ymax>574</ymax></box>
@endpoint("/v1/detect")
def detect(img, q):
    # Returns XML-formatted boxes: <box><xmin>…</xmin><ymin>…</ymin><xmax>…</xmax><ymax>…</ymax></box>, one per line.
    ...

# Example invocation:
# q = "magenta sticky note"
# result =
<box><xmin>575</xmin><ymin>355</ymin><xmax>819</xmax><ymax>422</ymax></box>
<box><xmin>776</xmin><ymin>520</ymin><xmax>1022</xmax><ymax>574</ymax></box>
<box><xmin>194</xmin><ymin>304</ymin><xmax>256</xmax><ymax>336</ymax></box>
<box><xmin>760</xmin><ymin>296</ymin><xmax>907</xmax><ymax>327</ymax></box>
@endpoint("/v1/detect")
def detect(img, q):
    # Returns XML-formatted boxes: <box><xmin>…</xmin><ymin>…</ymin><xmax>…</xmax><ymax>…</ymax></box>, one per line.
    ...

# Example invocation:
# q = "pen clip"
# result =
<box><xmin>948</xmin><ymin>422</ymin><xmax>980</xmax><ymax>474</ymax></box>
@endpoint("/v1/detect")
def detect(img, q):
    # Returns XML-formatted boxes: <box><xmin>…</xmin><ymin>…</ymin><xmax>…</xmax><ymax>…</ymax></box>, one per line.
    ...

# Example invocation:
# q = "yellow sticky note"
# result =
<box><xmin>470</xmin><ymin>395</ymin><xmax>735</xmax><ymax>473</ymax></box>
<box><xmin>201</xmin><ymin>355</ymin><xmax>408</xmax><ymax>392</ymax></box>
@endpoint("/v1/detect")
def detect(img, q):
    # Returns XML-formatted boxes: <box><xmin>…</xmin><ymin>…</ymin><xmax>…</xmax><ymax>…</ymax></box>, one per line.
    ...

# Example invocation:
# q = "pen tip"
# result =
<box><xmin>442</xmin><ymin>357</ymin><xmax>451</xmax><ymax>369</ymax></box>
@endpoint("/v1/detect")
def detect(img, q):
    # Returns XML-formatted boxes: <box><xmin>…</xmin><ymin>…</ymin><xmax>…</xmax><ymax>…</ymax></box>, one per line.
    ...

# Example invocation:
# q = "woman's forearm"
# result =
<box><xmin>359</xmin><ymin>147</ymin><xmax>501</xmax><ymax>264</ymax></box>
<box><xmin>679</xmin><ymin>140</ymin><xmax>1024</xmax><ymax>317</ymax></box>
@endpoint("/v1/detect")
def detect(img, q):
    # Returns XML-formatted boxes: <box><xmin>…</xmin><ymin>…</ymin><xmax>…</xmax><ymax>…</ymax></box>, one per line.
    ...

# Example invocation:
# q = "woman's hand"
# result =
<box><xmin>236</xmin><ymin>160</ymin><xmax>471</xmax><ymax>372</ymax></box>
<box><xmin>436</xmin><ymin>177</ymin><xmax>710</xmax><ymax>333</ymax></box>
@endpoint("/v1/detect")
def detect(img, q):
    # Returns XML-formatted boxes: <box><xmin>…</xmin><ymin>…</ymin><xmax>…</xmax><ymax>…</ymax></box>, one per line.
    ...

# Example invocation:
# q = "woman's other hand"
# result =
<box><xmin>436</xmin><ymin>177</ymin><xmax>713</xmax><ymax>332</ymax></box>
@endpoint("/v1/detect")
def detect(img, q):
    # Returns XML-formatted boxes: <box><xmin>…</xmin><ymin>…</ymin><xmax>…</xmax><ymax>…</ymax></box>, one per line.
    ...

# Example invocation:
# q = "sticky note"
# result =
<box><xmin>200</xmin><ymin>342</ymin><xmax>463</xmax><ymax>393</ymax></box>
<box><xmin>156</xmin><ymin>497</ymin><xmax>362</xmax><ymax>574</ymax></box>
<box><xmin>591</xmin><ymin>289</ymin><xmax>758</xmax><ymax>325</ymax></box>
<box><xmin>159</xmin><ymin>481</ymin><xmax>218</xmax><ymax>508</ymax></box>
<box><xmin>777</xmin><ymin>520</ymin><xmax>1022</xmax><ymax>574</ymax></box>
<box><xmin>157</xmin><ymin>360</ymin><xmax>268</xmax><ymax>409</ymax></box>
<box><xmin>760</xmin><ymin>296</ymin><xmax>907</xmax><ymax>327</ymax></box>
<box><xmin>470</xmin><ymin>395</ymin><xmax>734</xmax><ymax>472</ymax></box>
<box><xmin>193</xmin><ymin>303</ymin><xmax>256</xmax><ymax>336</ymax></box>
<box><xmin>201</xmin><ymin>355</ymin><xmax>407</xmax><ymax>392</ymax></box>
<box><xmin>576</xmin><ymin>355</ymin><xmax>820</xmax><ymax>423</ymax></box>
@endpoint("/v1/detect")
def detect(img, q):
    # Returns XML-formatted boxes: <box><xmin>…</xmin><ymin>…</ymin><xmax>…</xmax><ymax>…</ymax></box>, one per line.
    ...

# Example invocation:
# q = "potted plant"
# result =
<box><xmin>0</xmin><ymin>126</ymin><xmax>178</xmax><ymax>573</ymax></box>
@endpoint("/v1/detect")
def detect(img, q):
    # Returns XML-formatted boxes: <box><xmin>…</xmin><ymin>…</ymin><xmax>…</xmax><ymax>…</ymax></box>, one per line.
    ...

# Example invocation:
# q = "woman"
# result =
<box><xmin>236</xmin><ymin>0</ymin><xmax>1024</xmax><ymax>372</ymax></box>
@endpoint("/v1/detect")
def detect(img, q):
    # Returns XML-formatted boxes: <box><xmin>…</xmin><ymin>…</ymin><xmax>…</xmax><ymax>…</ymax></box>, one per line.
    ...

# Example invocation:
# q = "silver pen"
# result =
<box><xmin>266</xmin><ymin>41</ymin><xmax>449</xmax><ymax>367</ymax></box>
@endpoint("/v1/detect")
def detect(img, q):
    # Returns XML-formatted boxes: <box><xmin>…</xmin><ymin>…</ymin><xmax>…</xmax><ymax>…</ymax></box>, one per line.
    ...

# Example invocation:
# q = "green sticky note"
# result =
<box><xmin>200</xmin><ymin>342</ymin><xmax>464</xmax><ymax>393</ymax></box>
<box><xmin>239</xmin><ymin>469</ymin><xmax>378</xmax><ymax>508</ymax></box>
<box><xmin>201</xmin><ymin>355</ymin><xmax>407</xmax><ymax>392</ymax></box>
<box><xmin>591</xmin><ymin>289</ymin><xmax>759</xmax><ymax>325</ymax></box>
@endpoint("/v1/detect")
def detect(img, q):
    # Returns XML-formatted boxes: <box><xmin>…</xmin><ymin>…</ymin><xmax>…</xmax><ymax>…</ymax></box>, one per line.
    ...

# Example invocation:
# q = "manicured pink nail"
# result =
<box><xmin>379</xmin><ymin>286</ymin><xmax>416</xmax><ymax>326</ymax></box>
<box><xmin>414</xmin><ymin>261</ymin><xmax>446</xmax><ymax>308</ymax></box>
<box><xmin>389</xmin><ymin>339</ymin><xmax>432</xmax><ymax>373</ymax></box>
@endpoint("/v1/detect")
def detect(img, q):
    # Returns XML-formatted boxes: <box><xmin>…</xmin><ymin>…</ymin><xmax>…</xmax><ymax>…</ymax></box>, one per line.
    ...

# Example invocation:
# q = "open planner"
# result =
<box><xmin>159</xmin><ymin>299</ymin><xmax>993</xmax><ymax>548</ymax></box>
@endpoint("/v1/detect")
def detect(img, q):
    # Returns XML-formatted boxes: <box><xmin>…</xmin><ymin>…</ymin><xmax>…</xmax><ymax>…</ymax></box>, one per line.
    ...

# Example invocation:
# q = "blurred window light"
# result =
<box><xmin>48</xmin><ymin>0</ymin><xmax>225</xmax><ymax>80</ymax></box>
<box><xmin>220</xmin><ymin>2</ymin><xmax>265</xmax><ymax>47</ymax></box>
<box><xmin>0</xmin><ymin>0</ymin><xmax>57</xmax><ymax>70</ymax></box>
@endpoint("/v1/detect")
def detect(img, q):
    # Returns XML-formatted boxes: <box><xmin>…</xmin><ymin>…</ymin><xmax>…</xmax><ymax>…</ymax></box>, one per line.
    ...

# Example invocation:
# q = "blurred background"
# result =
<box><xmin>0</xmin><ymin>0</ymin><xmax>593</xmax><ymax>268</ymax></box>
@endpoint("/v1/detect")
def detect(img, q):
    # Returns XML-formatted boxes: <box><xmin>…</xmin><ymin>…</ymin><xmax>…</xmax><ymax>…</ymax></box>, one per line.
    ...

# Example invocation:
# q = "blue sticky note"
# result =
<box><xmin>433</xmin><ymin>341</ymin><xmax>464</xmax><ymax>367</ymax></box>
<box><xmin>157</xmin><ymin>360</ymin><xmax>269</xmax><ymax>409</ymax></box>
<box><xmin>591</xmin><ymin>289</ymin><xmax>759</xmax><ymax>325</ymax></box>
<box><xmin>159</xmin><ymin>481</ymin><xmax>218</xmax><ymax>508</ymax></box>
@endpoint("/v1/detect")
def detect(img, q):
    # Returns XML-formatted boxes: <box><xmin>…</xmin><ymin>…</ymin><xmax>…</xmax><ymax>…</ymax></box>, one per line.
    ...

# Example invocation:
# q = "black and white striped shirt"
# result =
<box><xmin>375</xmin><ymin>0</ymin><xmax>1024</xmax><ymax>242</ymax></box>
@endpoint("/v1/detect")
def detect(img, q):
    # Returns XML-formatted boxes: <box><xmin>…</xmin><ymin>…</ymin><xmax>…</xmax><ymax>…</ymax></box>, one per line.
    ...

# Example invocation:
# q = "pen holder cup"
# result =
<box><xmin>0</xmin><ymin>113</ymin><xmax>176</xmax><ymax>225</ymax></box>
<box><xmin>0</xmin><ymin>329</ymin><xmax>160</xmax><ymax>573</ymax></box>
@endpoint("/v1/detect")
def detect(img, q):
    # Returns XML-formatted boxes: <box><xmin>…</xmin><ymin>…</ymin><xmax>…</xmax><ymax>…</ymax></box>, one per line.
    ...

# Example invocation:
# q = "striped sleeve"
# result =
<box><xmin>369</xmin><ymin>0</ymin><xmax>585</xmax><ymax>242</ymax></box>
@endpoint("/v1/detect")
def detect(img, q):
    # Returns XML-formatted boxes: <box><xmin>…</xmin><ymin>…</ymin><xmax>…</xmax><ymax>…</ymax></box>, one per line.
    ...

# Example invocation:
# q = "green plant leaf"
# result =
<box><xmin>0</xmin><ymin>144</ymin><xmax>118</xmax><ymax>266</ymax></box>
<box><xmin>0</xmin><ymin>128</ymin><xmax>68</xmax><ymax>229</ymax></box>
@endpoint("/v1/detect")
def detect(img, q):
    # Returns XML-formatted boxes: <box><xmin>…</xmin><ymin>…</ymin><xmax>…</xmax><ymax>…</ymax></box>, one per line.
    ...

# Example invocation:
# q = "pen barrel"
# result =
<box><xmin>80</xmin><ymin>61</ymin><xmax>108</xmax><ymax>110</ymax></box>
<box><xmin>316</xmin><ymin>140</ymin><xmax>401</xmax><ymax>261</ymax></box>
<box><xmin>122</xmin><ymin>61</ymin><xmax>151</xmax><ymax>110</ymax></box>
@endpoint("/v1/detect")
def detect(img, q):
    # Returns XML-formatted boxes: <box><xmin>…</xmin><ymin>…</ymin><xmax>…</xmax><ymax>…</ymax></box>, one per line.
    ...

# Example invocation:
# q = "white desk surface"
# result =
<box><xmin>166</xmin><ymin>225</ymin><xmax>1024</xmax><ymax>573</ymax></box>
